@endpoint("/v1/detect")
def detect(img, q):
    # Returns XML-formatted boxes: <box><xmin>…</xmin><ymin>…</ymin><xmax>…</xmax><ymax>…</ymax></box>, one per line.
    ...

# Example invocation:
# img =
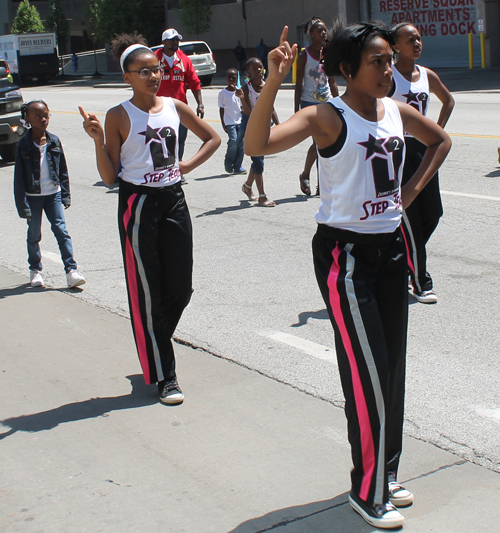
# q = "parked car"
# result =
<box><xmin>0</xmin><ymin>59</ymin><xmax>14</xmax><ymax>83</ymax></box>
<box><xmin>0</xmin><ymin>63</ymin><xmax>26</xmax><ymax>162</ymax></box>
<box><xmin>152</xmin><ymin>41</ymin><xmax>217</xmax><ymax>87</ymax></box>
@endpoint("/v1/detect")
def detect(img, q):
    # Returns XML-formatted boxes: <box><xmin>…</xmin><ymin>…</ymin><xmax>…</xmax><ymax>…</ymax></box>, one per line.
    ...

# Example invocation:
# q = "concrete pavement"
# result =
<box><xmin>1</xmin><ymin>264</ymin><xmax>499</xmax><ymax>532</ymax></box>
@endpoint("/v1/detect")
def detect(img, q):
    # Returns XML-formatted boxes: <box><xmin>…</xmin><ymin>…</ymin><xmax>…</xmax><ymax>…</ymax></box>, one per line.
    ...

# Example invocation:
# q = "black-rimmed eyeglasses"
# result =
<box><xmin>127</xmin><ymin>67</ymin><xmax>164</xmax><ymax>79</ymax></box>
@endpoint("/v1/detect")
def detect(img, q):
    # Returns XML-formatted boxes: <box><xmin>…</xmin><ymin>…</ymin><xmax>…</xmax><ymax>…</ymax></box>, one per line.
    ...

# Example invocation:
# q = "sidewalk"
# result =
<box><xmin>0</xmin><ymin>265</ymin><xmax>498</xmax><ymax>532</ymax></box>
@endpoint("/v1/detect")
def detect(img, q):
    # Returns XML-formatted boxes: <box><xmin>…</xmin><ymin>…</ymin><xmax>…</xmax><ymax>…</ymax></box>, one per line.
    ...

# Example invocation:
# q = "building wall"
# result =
<box><xmin>0</xmin><ymin>0</ymin><xmax>498</xmax><ymax>68</ymax></box>
<box><xmin>164</xmin><ymin>0</ymin><xmax>351</xmax><ymax>51</ymax></box>
<box><xmin>163</xmin><ymin>0</ymin><xmax>360</xmax><ymax>75</ymax></box>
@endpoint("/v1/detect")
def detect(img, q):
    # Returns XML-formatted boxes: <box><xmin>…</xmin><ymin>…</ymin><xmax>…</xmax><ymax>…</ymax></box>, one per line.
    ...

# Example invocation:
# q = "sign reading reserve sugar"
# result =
<box><xmin>371</xmin><ymin>0</ymin><xmax>478</xmax><ymax>67</ymax></box>
<box><xmin>18</xmin><ymin>35</ymin><xmax>56</xmax><ymax>56</ymax></box>
<box><xmin>378</xmin><ymin>0</ymin><xmax>476</xmax><ymax>36</ymax></box>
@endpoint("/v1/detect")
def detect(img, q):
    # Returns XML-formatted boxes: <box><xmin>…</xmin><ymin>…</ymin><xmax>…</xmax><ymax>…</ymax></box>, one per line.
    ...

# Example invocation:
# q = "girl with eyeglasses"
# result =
<box><xmin>80</xmin><ymin>33</ymin><xmax>220</xmax><ymax>405</ymax></box>
<box><xmin>245</xmin><ymin>23</ymin><xmax>451</xmax><ymax>528</ymax></box>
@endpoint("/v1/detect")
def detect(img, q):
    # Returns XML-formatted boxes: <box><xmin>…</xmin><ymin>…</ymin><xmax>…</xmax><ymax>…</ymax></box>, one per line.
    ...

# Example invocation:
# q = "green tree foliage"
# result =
<box><xmin>83</xmin><ymin>0</ymin><xmax>105</xmax><ymax>47</ymax></box>
<box><xmin>44</xmin><ymin>0</ymin><xmax>69</xmax><ymax>53</ymax></box>
<box><xmin>177</xmin><ymin>0</ymin><xmax>212</xmax><ymax>38</ymax></box>
<box><xmin>99</xmin><ymin>0</ymin><xmax>163</xmax><ymax>46</ymax></box>
<box><xmin>12</xmin><ymin>0</ymin><xmax>45</xmax><ymax>34</ymax></box>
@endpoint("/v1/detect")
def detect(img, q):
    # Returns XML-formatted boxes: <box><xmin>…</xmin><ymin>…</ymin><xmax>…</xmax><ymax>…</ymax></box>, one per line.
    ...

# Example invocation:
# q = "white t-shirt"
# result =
<box><xmin>163</xmin><ymin>53</ymin><xmax>176</xmax><ymax>68</ymax></box>
<box><xmin>218</xmin><ymin>88</ymin><xmax>242</xmax><ymax>125</ymax></box>
<box><xmin>26</xmin><ymin>141</ymin><xmax>60</xmax><ymax>196</ymax></box>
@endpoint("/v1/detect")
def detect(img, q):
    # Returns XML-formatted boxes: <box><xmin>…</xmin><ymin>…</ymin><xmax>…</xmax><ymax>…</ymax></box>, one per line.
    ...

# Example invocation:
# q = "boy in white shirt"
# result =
<box><xmin>218</xmin><ymin>68</ymin><xmax>246</xmax><ymax>174</ymax></box>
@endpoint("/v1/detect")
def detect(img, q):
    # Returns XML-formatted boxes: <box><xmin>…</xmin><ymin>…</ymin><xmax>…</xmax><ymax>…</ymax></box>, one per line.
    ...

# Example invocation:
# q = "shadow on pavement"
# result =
<box><xmin>485</xmin><ymin>169</ymin><xmax>500</xmax><ymax>178</ymax></box>
<box><xmin>228</xmin><ymin>493</ymin><xmax>385</xmax><ymax>533</ymax></box>
<box><xmin>0</xmin><ymin>282</ymin><xmax>85</xmax><ymax>299</ymax></box>
<box><xmin>93</xmin><ymin>180</ymin><xmax>119</xmax><ymax>192</ymax></box>
<box><xmin>194</xmin><ymin>173</ymin><xmax>232</xmax><ymax>181</ymax></box>
<box><xmin>291</xmin><ymin>308</ymin><xmax>330</xmax><ymax>327</ymax></box>
<box><xmin>0</xmin><ymin>282</ymin><xmax>58</xmax><ymax>299</ymax></box>
<box><xmin>0</xmin><ymin>374</ymin><xmax>156</xmax><ymax>440</ymax></box>
<box><xmin>274</xmin><ymin>195</ymin><xmax>315</xmax><ymax>205</ymax></box>
<box><xmin>196</xmin><ymin>195</ymin><xmax>313</xmax><ymax>217</ymax></box>
<box><xmin>196</xmin><ymin>202</ymin><xmax>254</xmax><ymax>217</ymax></box>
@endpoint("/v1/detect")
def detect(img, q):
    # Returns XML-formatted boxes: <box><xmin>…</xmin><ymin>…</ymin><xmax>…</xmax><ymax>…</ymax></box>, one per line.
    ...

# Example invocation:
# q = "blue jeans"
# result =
<box><xmin>26</xmin><ymin>191</ymin><xmax>77</xmax><ymax>273</ymax></box>
<box><xmin>240</xmin><ymin>113</ymin><xmax>264</xmax><ymax>174</ymax></box>
<box><xmin>224</xmin><ymin>123</ymin><xmax>244</xmax><ymax>171</ymax></box>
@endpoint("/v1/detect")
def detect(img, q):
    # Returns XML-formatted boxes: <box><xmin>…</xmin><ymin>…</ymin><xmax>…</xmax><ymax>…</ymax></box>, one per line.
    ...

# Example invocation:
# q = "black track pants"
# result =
<box><xmin>401</xmin><ymin>137</ymin><xmax>443</xmax><ymax>293</ymax></box>
<box><xmin>312</xmin><ymin>224</ymin><xmax>408</xmax><ymax>506</ymax></box>
<box><xmin>118</xmin><ymin>182</ymin><xmax>193</xmax><ymax>385</ymax></box>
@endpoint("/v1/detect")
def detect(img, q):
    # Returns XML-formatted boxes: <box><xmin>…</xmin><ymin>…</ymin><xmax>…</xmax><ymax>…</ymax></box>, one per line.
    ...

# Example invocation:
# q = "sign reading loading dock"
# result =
<box><xmin>371</xmin><ymin>0</ymin><xmax>479</xmax><ymax>67</ymax></box>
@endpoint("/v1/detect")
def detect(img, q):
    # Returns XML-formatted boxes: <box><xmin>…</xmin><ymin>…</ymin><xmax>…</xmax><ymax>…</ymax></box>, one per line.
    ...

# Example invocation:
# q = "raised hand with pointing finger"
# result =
<box><xmin>79</xmin><ymin>106</ymin><xmax>104</xmax><ymax>143</ymax></box>
<box><xmin>266</xmin><ymin>26</ymin><xmax>298</xmax><ymax>83</ymax></box>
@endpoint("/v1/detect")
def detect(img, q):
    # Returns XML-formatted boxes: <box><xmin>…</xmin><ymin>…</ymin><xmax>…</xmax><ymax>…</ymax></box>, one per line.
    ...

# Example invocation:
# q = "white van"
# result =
<box><xmin>152</xmin><ymin>41</ymin><xmax>216</xmax><ymax>87</ymax></box>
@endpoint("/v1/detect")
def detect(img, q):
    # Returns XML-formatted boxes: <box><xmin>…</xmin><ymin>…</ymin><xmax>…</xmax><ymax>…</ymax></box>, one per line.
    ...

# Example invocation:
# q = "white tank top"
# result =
<box><xmin>316</xmin><ymin>96</ymin><xmax>405</xmax><ymax>234</ymax></box>
<box><xmin>301</xmin><ymin>49</ymin><xmax>332</xmax><ymax>103</ymax></box>
<box><xmin>390</xmin><ymin>65</ymin><xmax>429</xmax><ymax>137</ymax></box>
<box><xmin>120</xmin><ymin>97</ymin><xmax>181</xmax><ymax>187</ymax></box>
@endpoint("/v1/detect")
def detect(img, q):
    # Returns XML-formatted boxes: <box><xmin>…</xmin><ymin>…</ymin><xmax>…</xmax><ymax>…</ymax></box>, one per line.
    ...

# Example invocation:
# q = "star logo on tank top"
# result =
<box><xmin>402</xmin><ymin>89</ymin><xmax>428</xmax><ymax>114</ymax></box>
<box><xmin>138</xmin><ymin>124</ymin><xmax>162</xmax><ymax>144</ymax></box>
<box><xmin>358</xmin><ymin>134</ymin><xmax>386</xmax><ymax>160</ymax></box>
<box><xmin>358</xmin><ymin>134</ymin><xmax>404</xmax><ymax>198</ymax></box>
<box><xmin>138</xmin><ymin>125</ymin><xmax>177</xmax><ymax>171</ymax></box>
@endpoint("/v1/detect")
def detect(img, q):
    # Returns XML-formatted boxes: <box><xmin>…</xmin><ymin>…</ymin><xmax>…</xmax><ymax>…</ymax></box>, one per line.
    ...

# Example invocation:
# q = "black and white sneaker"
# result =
<box><xmin>389</xmin><ymin>481</ymin><xmax>414</xmax><ymax>507</ymax></box>
<box><xmin>158</xmin><ymin>377</ymin><xmax>184</xmax><ymax>405</ymax></box>
<box><xmin>349</xmin><ymin>492</ymin><xmax>404</xmax><ymax>529</ymax></box>
<box><xmin>413</xmin><ymin>289</ymin><xmax>438</xmax><ymax>304</ymax></box>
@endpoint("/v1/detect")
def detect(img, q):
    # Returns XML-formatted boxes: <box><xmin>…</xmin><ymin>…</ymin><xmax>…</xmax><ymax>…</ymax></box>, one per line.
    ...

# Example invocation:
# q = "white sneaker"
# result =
<box><xmin>389</xmin><ymin>481</ymin><xmax>414</xmax><ymax>507</ymax></box>
<box><xmin>30</xmin><ymin>270</ymin><xmax>44</xmax><ymax>287</ymax></box>
<box><xmin>414</xmin><ymin>289</ymin><xmax>438</xmax><ymax>304</ymax></box>
<box><xmin>66</xmin><ymin>269</ymin><xmax>86</xmax><ymax>288</ymax></box>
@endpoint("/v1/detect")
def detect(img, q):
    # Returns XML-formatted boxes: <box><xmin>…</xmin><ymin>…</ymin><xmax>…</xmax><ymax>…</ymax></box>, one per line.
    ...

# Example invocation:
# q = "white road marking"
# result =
<box><xmin>475</xmin><ymin>407</ymin><xmax>500</xmax><ymax>421</ymax></box>
<box><xmin>42</xmin><ymin>250</ymin><xmax>63</xmax><ymax>266</ymax></box>
<box><xmin>441</xmin><ymin>190</ymin><xmax>500</xmax><ymax>202</ymax></box>
<box><xmin>259</xmin><ymin>330</ymin><xmax>336</xmax><ymax>362</ymax></box>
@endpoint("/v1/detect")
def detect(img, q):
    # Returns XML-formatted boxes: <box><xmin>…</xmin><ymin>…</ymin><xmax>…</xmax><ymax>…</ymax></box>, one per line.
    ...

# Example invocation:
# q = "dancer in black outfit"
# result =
<box><xmin>390</xmin><ymin>22</ymin><xmax>454</xmax><ymax>303</ymax></box>
<box><xmin>245</xmin><ymin>23</ymin><xmax>451</xmax><ymax>529</ymax></box>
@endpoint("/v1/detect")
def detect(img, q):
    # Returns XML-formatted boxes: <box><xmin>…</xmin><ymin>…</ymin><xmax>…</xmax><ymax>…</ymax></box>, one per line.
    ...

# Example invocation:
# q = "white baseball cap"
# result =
<box><xmin>162</xmin><ymin>29</ymin><xmax>183</xmax><ymax>42</ymax></box>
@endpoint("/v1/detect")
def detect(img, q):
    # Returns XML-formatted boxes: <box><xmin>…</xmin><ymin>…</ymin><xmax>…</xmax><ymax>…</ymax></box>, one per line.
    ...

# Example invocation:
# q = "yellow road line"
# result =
<box><xmin>441</xmin><ymin>190</ymin><xmax>500</xmax><ymax>202</ymax></box>
<box><xmin>449</xmin><ymin>133</ymin><xmax>500</xmax><ymax>140</ymax></box>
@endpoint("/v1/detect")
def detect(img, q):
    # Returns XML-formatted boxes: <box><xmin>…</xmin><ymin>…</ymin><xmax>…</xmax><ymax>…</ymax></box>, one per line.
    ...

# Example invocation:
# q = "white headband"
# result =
<box><xmin>120</xmin><ymin>44</ymin><xmax>151</xmax><ymax>72</ymax></box>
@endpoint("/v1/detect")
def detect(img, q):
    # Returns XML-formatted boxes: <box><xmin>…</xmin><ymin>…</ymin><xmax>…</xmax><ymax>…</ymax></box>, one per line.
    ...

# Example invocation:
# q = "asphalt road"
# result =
<box><xmin>1</xmin><ymin>83</ymin><xmax>499</xmax><ymax>474</ymax></box>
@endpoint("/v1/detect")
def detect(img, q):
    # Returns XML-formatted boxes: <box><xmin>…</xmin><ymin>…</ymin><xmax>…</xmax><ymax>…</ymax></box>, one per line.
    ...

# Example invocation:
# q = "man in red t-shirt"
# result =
<box><xmin>155</xmin><ymin>28</ymin><xmax>205</xmax><ymax>161</ymax></box>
